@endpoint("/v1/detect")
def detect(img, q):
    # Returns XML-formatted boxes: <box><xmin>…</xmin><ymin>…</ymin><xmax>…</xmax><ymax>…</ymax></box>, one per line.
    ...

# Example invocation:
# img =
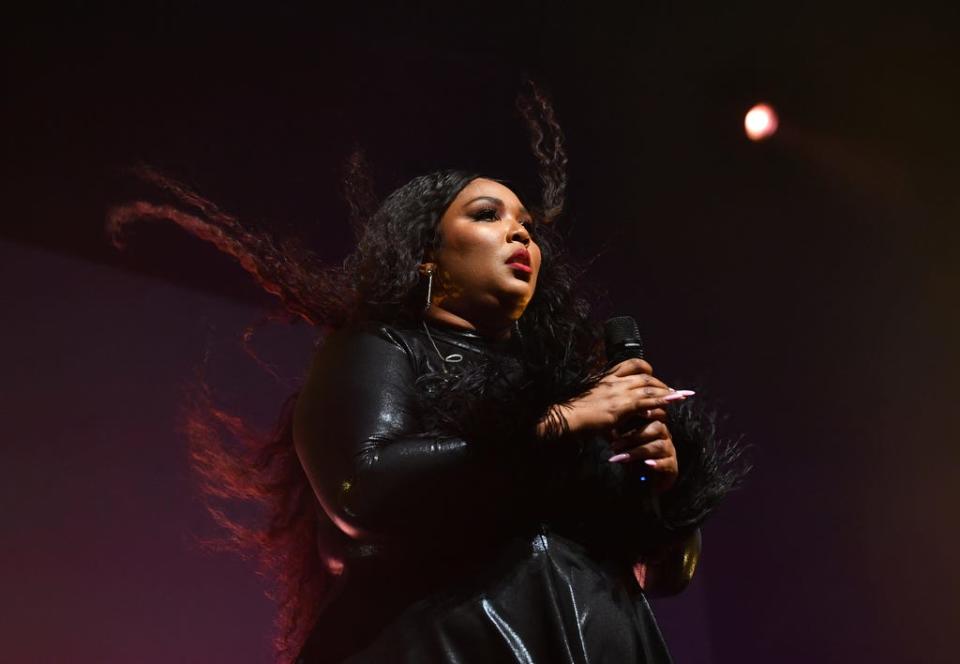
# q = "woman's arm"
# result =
<box><xmin>293</xmin><ymin>325</ymin><xmax>527</xmax><ymax>542</ymax></box>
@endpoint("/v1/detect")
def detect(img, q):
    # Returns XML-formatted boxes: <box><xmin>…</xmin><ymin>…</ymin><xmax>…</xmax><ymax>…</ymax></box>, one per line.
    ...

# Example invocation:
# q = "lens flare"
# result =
<box><xmin>744</xmin><ymin>103</ymin><xmax>779</xmax><ymax>141</ymax></box>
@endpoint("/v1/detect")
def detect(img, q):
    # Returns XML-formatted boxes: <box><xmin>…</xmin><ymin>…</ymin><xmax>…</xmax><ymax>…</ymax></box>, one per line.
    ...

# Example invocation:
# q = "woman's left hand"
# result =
<box><xmin>608</xmin><ymin>415</ymin><xmax>679</xmax><ymax>493</ymax></box>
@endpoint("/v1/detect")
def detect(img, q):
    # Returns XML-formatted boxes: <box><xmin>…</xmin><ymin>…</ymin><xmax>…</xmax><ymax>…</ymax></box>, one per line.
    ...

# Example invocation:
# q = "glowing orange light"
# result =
<box><xmin>744</xmin><ymin>103</ymin><xmax>779</xmax><ymax>141</ymax></box>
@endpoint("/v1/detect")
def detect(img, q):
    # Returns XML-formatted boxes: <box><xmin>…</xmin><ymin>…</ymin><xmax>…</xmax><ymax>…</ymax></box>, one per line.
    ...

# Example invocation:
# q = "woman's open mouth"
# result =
<box><xmin>506</xmin><ymin>247</ymin><xmax>532</xmax><ymax>275</ymax></box>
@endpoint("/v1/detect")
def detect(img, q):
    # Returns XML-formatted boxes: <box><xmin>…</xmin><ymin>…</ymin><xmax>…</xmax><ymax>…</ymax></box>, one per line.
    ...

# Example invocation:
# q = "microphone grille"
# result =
<box><xmin>604</xmin><ymin>316</ymin><xmax>641</xmax><ymax>348</ymax></box>
<box><xmin>603</xmin><ymin>316</ymin><xmax>644</xmax><ymax>363</ymax></box>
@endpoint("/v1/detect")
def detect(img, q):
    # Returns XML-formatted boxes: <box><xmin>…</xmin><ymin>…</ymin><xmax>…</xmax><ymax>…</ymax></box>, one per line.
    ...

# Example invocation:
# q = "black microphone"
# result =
<box><xmin>604</xmin><ymin>315</ymin><xmax>647</xmax><ymax>436</ymax></box>
<box><xmin>604</xmin><ymin>315</ymin><xmax>645</xmax><ymax>365</ymax></box>
<box><xmin>604</xmin><ymin>315</ymin><xmax>661</xmax><ymax>517</ymax></box>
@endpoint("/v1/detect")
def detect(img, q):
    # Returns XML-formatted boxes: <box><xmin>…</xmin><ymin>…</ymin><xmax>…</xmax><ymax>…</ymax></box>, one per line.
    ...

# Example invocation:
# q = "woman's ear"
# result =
<box><xmin>419</xmin><ymin>250</ymin><xmax>437</xmax><ymax>275</ymax></box>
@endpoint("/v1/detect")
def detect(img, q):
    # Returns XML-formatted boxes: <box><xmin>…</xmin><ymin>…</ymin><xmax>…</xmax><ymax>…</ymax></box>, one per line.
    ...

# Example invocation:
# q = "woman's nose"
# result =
<box><xmin>509</xmin><ymin>222</ymin><xmax>530</xmax><ymax>245</ymax></box>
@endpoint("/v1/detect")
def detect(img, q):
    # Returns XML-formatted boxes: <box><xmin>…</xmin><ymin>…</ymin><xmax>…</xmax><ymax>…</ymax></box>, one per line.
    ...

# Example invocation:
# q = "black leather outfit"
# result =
<box><xmin>293</xmin><ymin>320</ymin><xmax>674</xmax><ymax>663</ymax></box>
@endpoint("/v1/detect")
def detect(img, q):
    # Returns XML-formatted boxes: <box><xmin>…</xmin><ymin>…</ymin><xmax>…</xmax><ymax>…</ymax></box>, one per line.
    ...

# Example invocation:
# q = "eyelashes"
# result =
<box><xmin>471</xmin><ymin>208</ymin><xmax>498</xmax><ymax>221</ymax></box>
<box><xmin>471</xmin><ymin>207</ymin><xmax>536</xmax><ymax>234</ymax></box>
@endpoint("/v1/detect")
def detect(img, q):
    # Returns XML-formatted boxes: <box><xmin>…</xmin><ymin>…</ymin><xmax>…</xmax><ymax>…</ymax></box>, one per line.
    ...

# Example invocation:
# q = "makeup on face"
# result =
<box><xmin>432</xmin><ymin>179</ymin><xmax>542</xmax><ymax>322</ymax></box>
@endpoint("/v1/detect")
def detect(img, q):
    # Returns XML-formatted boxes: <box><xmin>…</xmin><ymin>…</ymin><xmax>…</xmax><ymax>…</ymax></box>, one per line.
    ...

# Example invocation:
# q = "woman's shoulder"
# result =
<box><xmin>326</xmin><ymin>319</ymin><xmax>423</xmax><ymax>352</ymax></box>
<box><xmin>316</xmin><ymin>318</ymin><xmax>506</xmax><ymax>379</ymax></box>
<box><xmin>312</xmin><ymin>320</ymin><xmax>429</xmax><ymax>374</ymax></box>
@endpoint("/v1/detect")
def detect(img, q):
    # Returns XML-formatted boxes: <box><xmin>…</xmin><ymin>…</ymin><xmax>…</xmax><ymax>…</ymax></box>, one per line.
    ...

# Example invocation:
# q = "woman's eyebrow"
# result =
<box><xmin>465</xmin><ymin>196</ymin><xmax>531</xmax><ymax>219</ymax></box>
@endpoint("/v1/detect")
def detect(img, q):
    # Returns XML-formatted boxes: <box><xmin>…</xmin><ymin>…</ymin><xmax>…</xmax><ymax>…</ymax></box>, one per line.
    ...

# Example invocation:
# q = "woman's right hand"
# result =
<box><xmin>536</xmin><ymin>358</ymin><xmax>692</xmax><ymax>439</ymax></box>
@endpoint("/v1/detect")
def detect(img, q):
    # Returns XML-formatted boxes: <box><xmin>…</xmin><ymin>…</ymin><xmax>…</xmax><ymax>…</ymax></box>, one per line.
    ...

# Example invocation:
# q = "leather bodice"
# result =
<box><xmin>295</xmin><ymin>320</ymin><xmax>544</xmax><ymax>548</ymax></box>
<box><xmin>292</xmin><ymin>319</ymin><xmax>675</xmax><ymax>663</ymax></box>
<box><xmin>293</xmin><ymin>318</ymin><xmax>662</xmax><ymax>560</ymax></box>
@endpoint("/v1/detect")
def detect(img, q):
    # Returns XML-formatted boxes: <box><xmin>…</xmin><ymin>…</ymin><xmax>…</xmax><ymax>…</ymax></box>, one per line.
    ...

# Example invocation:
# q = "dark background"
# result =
<box><xmin>3</xmin><ymin>1</ymin><xmax>958</xmax><ymax>662</ymax></box>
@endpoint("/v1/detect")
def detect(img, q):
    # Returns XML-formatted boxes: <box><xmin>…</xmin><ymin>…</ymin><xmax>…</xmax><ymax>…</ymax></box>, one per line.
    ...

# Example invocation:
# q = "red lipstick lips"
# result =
<box><xmin>507</xmin><ymin>248</ymin><xmax>533</xmax><ymax>274</ymax></box>
<box><xmin>506</xmin><ymin>248</ymin><xmax>532</xmax><ymax>273</ymax></box>
<box><xmin>507</xmin><ymin>248</ymin><xmax>530</xmax><ymax>265</ymax></box>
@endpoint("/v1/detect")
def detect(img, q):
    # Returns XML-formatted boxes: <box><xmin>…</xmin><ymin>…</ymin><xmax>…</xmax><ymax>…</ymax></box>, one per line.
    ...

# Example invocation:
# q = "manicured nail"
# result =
<box><xmin>608</xmin><ymin>453</ymin><xmax>630</xmax><ymax>463</ymax></box>
<box><xmin>643</xmin><ymin>459</ymin><xmax>658</xmax><ymax>467</ymax></box>
<box><xmin>663</xmin><ymin>393</ymin><xmax>686</xmax><ymax>402</ymax></box>
<box><xmin>675</xmin><ymin>390</ymin><xmax>696</xmax><ymax>396</ymax></box>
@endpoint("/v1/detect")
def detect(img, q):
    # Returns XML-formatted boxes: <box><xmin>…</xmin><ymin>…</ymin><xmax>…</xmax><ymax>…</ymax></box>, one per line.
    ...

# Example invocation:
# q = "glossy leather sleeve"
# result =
<box><xmin>292</xmin><ymin>325</ymin><xmax>521</xmax><ymax>542</ymax></box>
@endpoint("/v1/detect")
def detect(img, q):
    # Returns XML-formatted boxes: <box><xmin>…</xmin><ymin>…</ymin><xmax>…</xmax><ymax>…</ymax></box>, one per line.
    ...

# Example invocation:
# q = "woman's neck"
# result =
<box><xmin>424</xmin><ymin>306</ymin><xmax>514</xmax><ymax>342</ymax></box>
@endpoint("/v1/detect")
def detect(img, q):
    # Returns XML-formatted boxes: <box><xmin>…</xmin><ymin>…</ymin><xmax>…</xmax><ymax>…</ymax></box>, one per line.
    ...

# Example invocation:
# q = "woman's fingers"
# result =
<box><xmin>610</xmin><ymin>357</ymin><xmax>654</xmax><ymax>377</ymax></box>
<box><xmin>616</xmin><ymin>374</ymin><xmax>695</xmax><ymax>407</ymax></box>
<box><xmin>626</xmin><ymin>389</ymin><xmax>695</xmax><ymax>416</ymax></box>
<box><xmin>610</xmin><ymin>420</ymin><xmax>668</xmax><ymax>450</ymax></box>
<box><xmin>572</xmin><ymin>362</ymin><xmax>697</xmax><ymax>437</ymax></box>
<box><xmin>617</xmin><ymin>372</ymin><xmax>672</xmax><ymax>391</ymax></box>
<box><xmin>642</xmin><ymin>388</ymin><xmax>693</xmax><ymax>405</ymax></box>
<box><xmin>604</xmin><ymin>372</ymin><xmax>696</xmax><ymax>422</ymax></box>
<box><xmin>640</xmin><ymin>455</ymin><xmax>679</xmax><ymax>492</ymax></box>
<box><xmin>606</xmin><ymin>439</ymin><xmax>675</xmax><ymax>465</ymax></box>
<box><xmin>608</xmin><ymin>422</ymin><xmax>676</xmax><ymax>461</ymax></box>
<box><xmin>643</xmin><ymin>407</ymin><xmax>669</xmax><ymax>422</ymax></box>
<box><xmin>607</xmin><ymin>435</ymin><xmax>679</xmax><ymax>491</ymax></box>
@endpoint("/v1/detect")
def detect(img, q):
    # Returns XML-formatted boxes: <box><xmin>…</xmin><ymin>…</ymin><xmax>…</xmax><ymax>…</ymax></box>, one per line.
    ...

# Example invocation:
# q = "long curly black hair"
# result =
<box><xmin>106</xmin><ymin>81</ymin><xmax>744</xmax><ymax>662</ymax></box>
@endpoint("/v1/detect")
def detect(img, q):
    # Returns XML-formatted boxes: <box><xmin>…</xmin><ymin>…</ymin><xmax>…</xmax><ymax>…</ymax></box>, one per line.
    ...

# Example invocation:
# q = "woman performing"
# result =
<box><xmin>108</xmin><ymin>84</ymin><xmax>743</xmax><ymax>663</ymax></box>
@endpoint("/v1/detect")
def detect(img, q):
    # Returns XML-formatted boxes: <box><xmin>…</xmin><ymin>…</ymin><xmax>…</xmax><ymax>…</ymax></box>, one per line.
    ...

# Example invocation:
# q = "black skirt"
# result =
<box><xmin>297</xmin><ymin>528</ymin><xmax>672</xmax><ymax>664</ymax></box>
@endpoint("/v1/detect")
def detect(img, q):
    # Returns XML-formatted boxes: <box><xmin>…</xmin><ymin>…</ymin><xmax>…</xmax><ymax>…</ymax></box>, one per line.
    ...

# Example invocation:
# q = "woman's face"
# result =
<box><xmin>428</xmin><ymin>178</ymin><xmax>541</xmax><ymax>324</ymax></box>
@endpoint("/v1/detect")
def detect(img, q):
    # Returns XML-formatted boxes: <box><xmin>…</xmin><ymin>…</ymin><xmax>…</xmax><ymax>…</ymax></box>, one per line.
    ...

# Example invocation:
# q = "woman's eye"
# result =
<box><xmin>471</xmin><ymin>208</ymin><xmax>499</xmax><ymax>221</ymax></box>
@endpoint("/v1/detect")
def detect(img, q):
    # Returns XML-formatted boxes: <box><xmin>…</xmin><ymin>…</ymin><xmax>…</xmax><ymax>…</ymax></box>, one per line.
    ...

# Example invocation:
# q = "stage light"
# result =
<box><xmin>745</xmin><ymin>103</ymin><xmax>778</xmax><ymax>141</ymax></box>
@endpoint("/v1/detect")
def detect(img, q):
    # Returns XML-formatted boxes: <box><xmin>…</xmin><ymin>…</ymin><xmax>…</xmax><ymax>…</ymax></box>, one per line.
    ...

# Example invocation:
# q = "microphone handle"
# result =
<box><xmin>604</xmin><ymin>317</ymin><xmax>661</xmax><ymax>520</ymax></box>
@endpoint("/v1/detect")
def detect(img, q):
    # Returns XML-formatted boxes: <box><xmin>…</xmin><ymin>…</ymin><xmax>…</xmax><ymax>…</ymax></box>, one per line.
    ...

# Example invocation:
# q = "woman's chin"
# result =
<box><xmin>497</xmin><ymin>286</ymin><xmax>534</xmax><ymax>314</ymax></box>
